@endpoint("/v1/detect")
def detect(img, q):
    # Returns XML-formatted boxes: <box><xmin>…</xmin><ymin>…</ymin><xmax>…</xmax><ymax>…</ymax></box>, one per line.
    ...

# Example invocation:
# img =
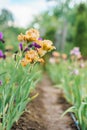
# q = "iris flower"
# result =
<box><xmin>29</xmin><ymin>42</ymin><xmax>41</xmax><ymax>48</ymax></box>
<box><xmin>70</xmin><ymin>47</ymin><xmax>81</xmax><ymax>56</ymax></box>
<box><xmin>0</xmin><ymin>80</ymin><xmax>2</xmax><ymax>86</ymax></box>
<box><xmin>19</xmin><ymin>43</ymin><xmax>23</xmax><ymax>51</ymax></box>
<box><xmin>0</xmin><ymin>50</ymin><xmax>6</xmax><ymax>59</ymax></box>
<box><xmin>0</xmin><ymin>32</ymin><xmax>5</xmax><ymax>43</ymax></box>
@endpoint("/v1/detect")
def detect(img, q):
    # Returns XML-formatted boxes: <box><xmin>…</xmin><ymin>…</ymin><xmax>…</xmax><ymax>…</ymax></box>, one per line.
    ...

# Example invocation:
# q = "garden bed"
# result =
<box><xmin>11</xmin><ymin>87</ymin><xmax>46</xmax><ymax>130</ymax></box>
<box><xmin>11</xmin><ymin>74</ymin><xmax>77</xmax><ymax>130</ymax></box>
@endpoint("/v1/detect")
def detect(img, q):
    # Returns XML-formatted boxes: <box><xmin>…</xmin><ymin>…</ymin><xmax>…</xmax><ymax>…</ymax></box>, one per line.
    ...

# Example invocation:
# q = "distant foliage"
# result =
<box><xmin>0</xmin><ymin>9</ymin><xmax>14</xmax><ymax>27</ymax></box>
<box><xmin>75</xmin><ymin>3</ymin><xmax>87</xmax><ymax>57</ymax></box>
<box><xmin>0</xmin><ymin>8</ymin><xmax>25</xmax><ymax>51</ymax></box>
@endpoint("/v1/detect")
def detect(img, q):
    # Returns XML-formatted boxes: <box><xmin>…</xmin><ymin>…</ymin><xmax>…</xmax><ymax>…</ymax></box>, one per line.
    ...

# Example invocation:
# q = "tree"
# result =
<box><xmin>46</xmin><ymin>0</ymin><xmax>87</xmax><ymax>53</ymax></box>
<box><xmin>75</xmin><ymin>3</ymin><xmax>87</xmax><ymax>57</ymax></box>
<box><xmin>0</xmin><ymin>9</ymin><xmax>14</xmax><ymax>28</ymax></box>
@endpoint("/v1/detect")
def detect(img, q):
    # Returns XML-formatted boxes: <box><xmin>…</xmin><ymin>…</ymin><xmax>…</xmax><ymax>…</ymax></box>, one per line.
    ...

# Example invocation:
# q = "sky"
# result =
<box><xmin>0</xmin><ymin>0</ymin><xmax>86</xmax><ymax>28</ymax></box>
<box><xmin>0</xmin><ymin>0</ymin><xmax>49</xmax><ymax>27</ymax></box>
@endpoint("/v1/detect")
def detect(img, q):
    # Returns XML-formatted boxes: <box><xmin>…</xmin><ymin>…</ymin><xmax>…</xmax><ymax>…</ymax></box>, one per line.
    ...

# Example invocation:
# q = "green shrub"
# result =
<box><xmin>75</xmin><ymin>3</ymin><xmax>87</xmax><ymax>57</ymax></box>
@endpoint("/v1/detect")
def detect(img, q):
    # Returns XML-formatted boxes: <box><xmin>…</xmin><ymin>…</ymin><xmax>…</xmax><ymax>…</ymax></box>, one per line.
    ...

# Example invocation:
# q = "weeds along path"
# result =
<box><xmin>12</xmin><ymin>74</ymin><xmax>77</xmax><ymax>130</ymax></box>
<box><xmin>40</xmin><ymin>74</ymin><xmax>77</xmax><ymax>130</ymax></box>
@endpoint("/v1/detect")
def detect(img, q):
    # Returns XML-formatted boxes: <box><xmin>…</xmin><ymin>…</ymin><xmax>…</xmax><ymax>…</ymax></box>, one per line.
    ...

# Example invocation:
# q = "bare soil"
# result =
<box><xmin>11</xmin><ymin>74</ymin><xmax>77</xmax><ymax>130</ymax></box>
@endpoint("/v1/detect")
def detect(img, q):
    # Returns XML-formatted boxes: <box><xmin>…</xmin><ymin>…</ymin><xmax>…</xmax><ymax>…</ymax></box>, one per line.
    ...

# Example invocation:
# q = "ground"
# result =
<box><xmin>12</xmin><ymin>74</ymin><xmax>77</xmax><ymax>130</ymax></box>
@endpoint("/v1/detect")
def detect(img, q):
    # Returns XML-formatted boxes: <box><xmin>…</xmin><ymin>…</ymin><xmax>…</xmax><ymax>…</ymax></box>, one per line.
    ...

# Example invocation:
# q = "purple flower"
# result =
<box><xmin>19</xmin><ymin>43</ymin><xmax>23</xmax><ymax>51</ymax></box>
<box><xmin>0</xmin><ymin>80</ymin><xmax>2</xmax><ymax>86</ymax></box>
<box><xmin>73</xmin><ymin>69</ymin><xmax>79</xmax><ymax>75</ymax></box>
<box><xmin>80</xmin><ymin>63</ymin><xmax>85</xmax><ymax>68</ymax></box>
<box><xmin>29</xmin><ymin>44</ymin><xmax>33</xmax><ymax>48</ymax></box>
<box><xmin>0</xmin><ymin>32</ymin><xmax>5</xmax><ymax>43</ymax></box>
<box><xmin>29</xmin><ymin>42</ymin><xmax>41</xmax><ymax>48</ymax></box>
<box><xmin>0</xmin><ymin>50</ymin><xmax>6</xmax><ymax>59</ymax></box>
<box><xmin>0</xmin><ymin>50</ymin><xmax>3</xmax><ymax>58</ymax></box>
<box><xmin>38</xmin><ymin>38</ymin><xmax>42</xmax><ymax>40</ymax></box>
<box><xmin>70</xmin><ymin>47</ymin><xmax>81</xmax><ymax>56</ymax></box>
<box><xmin>23</xmin><ymin>48</ymin><xmax>29</xmax><ymax>52</ymax></box>
<box><xmin>0</xmin><ymin>32</ymin><xmax>3</xmax><ymax>40</ymax></box>
<box><xmin>33</xmin><ymin>43</ymin><xmax>41</xmax><ymax>48</ymax></box>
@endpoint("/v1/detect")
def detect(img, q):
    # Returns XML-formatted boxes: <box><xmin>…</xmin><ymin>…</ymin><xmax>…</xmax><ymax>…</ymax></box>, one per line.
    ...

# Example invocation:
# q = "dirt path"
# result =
<box><xmin>12</xmin><ymin>74</ymin><xmax>77</xmax><ymax>130</ymax></box>
<box><xmin>40</xmin><ymin>74</ymin><xmax>76</xmax><ymax>130</ymax></box>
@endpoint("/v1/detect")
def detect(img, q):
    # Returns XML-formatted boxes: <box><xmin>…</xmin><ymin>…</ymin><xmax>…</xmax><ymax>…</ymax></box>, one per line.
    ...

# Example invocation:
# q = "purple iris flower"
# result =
<box><xmin>38</xmin><ymin>38</ymin><xmax>42</xmax><ymax>40</ymax></box>
<box><xmin>0</xmin><ymin>50</ymin><xmax>4</xmax><ymax>58</ymax></box>
<box><xmin>0</xmin><ymin>32</ymin><xmax>5</xmax><ymax>43</ymax></box>
<box><xmin>70</xmin><ymin>47</ymin><xmax>81</xmax><ymax>56</ymax></box>
<box><xmin>0</xmin><ymin>50</ymin><xmax>6</xmax><ymax>59</ymax></box>
<box><xmin>0</xmin><ymin>32</ymin><xmax>3</xmax><ymax>40</ymax></box>
<box><xmin>73</xmin><ymin>69</ymin><xmax>79</xmax><ymax>75</ymax></box>
<box><xmin>29</xmin><ymin>42</ymin><xmax>41</xmax><ymax>48</ymax></box>
<box><xmin>33</xmin><ymin>43</ymin><xmax>41</xmax><ymax>48</ymax></box>
<box><xmin>19</xmin><ymin>43</ymin><xmax>23</xmax><ymax>51</ymax></box>
<box><xmin>23</xmin><ymin>47</ymin><xmax>29</xmax><ymax>52</ymax></box>
<box><xmin>29</xmin><ymin>44</ymin><xmax>33</xmax><ymax>48</ymax></box>
<box><xmin>0</xmin><ymin>80</ymin><xmax>2</xmax><ymax>86</ymax></box>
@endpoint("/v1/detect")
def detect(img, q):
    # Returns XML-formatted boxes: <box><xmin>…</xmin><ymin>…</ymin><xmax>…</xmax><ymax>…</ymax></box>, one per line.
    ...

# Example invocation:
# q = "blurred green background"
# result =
<box><xmin>0</xmin><ymin>0</ymin><xmax>87</xmax><ymax>56</ymax></box>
